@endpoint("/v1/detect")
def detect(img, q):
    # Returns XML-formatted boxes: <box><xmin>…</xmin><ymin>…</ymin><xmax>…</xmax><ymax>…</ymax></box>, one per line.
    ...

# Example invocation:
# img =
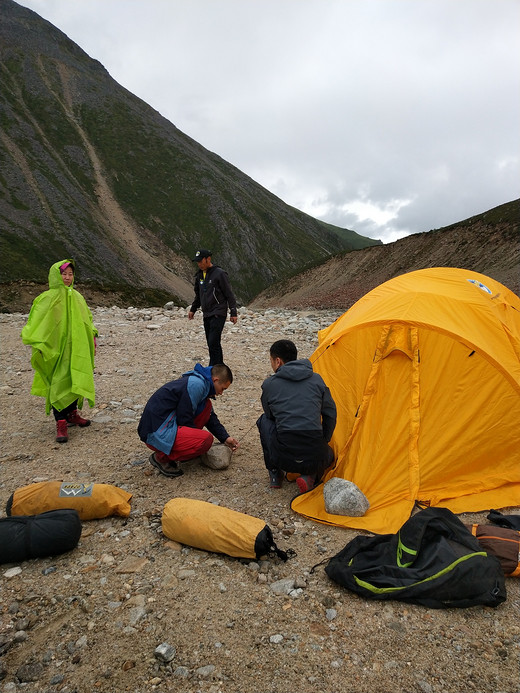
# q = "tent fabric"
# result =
<box><xmin>291</xmin><ymin>267</ymin><xmax>520</xmax><ymax>534</ymax></box>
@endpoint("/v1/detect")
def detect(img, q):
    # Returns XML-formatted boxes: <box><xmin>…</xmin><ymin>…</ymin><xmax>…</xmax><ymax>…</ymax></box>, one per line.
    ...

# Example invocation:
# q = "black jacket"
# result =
<box><xmin>190</xmin><ymin>265</ymin><xmax>237</xmax><ymax>319</ymax></box>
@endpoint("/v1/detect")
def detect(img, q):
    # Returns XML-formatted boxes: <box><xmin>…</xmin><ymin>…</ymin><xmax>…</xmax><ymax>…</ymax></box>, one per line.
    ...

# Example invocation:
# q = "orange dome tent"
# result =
<box><xmin>291</xmin><ymin>267</ymin><xmax>520</xmax><ymax>534</ymax></box>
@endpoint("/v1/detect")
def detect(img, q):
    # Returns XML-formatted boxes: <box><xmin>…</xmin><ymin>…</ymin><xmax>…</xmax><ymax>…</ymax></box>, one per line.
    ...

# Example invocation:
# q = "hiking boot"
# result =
<box><xmin>296</xmin><ymin>474</ymin><xmax>315</xmax><ymax>494</ymax></box>
<box><xmin>268</xmin><ymin>469</ymin><xmax>283</xmax><ymax>489</ymax></box>
<box><xmin>56</xmin><ymin>419</ymin><xmax>68</xmax><ymax>443</ymax></box>
<box><xmin>66</xmin><ymin>409</ymin><xmax>91</xmax><ymax>427</ymax></box>
<box><xmin>149</xmin><ymin>453</ymin><xmax>184</xmax><ymax>478</ymax></box>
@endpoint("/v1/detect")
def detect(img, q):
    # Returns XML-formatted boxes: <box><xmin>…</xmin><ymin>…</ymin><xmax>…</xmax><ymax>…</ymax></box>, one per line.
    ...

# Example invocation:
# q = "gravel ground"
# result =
<box><xmin>1</xmin><ymin>305</ymin><xmax>519</xmax><ymax>693</ymax></box>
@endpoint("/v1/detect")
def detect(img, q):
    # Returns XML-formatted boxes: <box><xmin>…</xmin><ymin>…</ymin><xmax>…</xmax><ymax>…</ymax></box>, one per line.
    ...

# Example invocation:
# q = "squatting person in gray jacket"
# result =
<box><xmin>256</xmin><ymin>339</ymin><xmax>337</xmax><ymax>494</ymax></box>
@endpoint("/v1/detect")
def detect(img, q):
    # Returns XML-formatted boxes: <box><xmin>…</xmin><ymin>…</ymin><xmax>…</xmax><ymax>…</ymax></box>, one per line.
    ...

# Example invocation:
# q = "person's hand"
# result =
<box><xmin>188</xmin><ymin>311</ymin><xmax>195</xmax><ymax>320</ymax></box>
<box><xmin>225</xmin><ymin>437</ymin><xmax>239</xmax><ymax>452</ymax></box>
<box><xmin>230</xmin><ymin>316</ymin><xmax>238</xmax><ymax>324</ymax></box>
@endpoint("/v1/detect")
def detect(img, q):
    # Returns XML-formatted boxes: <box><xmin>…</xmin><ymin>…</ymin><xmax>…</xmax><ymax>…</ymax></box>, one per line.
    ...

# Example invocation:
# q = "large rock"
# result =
<box><xmin>200</xmin><ymin>444</ymin><xmax>232</xmax><ymax>470</ymax></box>
<box><xmin>323</xmin><ymin>478</ymin><xmax>369</xmax><ymax>517</ymax></box>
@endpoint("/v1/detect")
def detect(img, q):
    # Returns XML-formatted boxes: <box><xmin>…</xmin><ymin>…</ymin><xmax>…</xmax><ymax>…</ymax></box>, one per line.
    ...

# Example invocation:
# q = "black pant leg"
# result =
<box><xmin>204</xmin><ymin>315</ymin><xmax>226</xmax><ymax>365</ymax></box>
<box><xmin>256</xmin><ymin>414</ymin><xmax>278</xmax><ymax>470</ymax></box>
<box><xmin>52</xmin><ymin>400</ymin><xmax>78</xmax><ymax>421</ymax></box>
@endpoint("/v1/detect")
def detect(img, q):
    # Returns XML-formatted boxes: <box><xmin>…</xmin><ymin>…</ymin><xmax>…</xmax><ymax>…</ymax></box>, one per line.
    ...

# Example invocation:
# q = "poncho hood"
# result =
<box><xmin>48</xmin><ymin>259</ymin><xmax>75</xmax><ymax>289</ymax></box>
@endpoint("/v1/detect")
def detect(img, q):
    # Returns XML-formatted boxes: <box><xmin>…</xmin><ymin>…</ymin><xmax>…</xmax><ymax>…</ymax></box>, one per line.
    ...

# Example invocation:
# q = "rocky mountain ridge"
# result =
<box><xmin>251</xmin><ymin>198</ymin><xmax>520</xmax><ymax>309</ymax></box>
<box><xmin>0</xmin><ymin>0</ymin><xmax>379</xmax><ymax>306</ymax></box>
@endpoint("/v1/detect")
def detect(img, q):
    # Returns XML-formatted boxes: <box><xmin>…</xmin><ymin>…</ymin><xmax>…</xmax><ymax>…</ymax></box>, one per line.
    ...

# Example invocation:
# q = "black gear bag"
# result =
<box><xmin>325</xmin><ymin>507</ymin><xmax>506</xmax><ymax>609</ymax></box>
<box><xmin>0</xmin><ymin>509</ymin><xmax>82</xmax><ymax>564</ymax></box>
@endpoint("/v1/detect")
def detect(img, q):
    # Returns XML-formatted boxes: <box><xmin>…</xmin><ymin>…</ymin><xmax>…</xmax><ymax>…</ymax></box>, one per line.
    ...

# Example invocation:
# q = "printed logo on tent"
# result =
<box><xmin>59</xmin><ymin>482</ymin><xmax>94</xmax><ymax>497</ymax></box>
<box><xmin>467</xmin><ymin>279</ymin><xmax>492</xmax><ymax>294</ymax></box>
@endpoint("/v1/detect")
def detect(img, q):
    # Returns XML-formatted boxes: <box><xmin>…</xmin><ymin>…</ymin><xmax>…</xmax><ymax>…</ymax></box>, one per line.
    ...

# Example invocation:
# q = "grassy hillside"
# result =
<box><xmin>0</xmin><ymin>0</ymin><xmax>380</xmax><ymax>304</ymax></box>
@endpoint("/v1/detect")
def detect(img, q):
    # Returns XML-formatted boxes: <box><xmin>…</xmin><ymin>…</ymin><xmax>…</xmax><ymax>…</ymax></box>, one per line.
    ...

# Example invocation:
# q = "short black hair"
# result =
<box><xmin>270</xmin><ymin>339</ymin><xmax>297</xmax><ymax>363</ymax></box>
<box><xmin>211</xmin><ymin>363</ymin><xmax>233</xmax><ymax>384</ymax></box>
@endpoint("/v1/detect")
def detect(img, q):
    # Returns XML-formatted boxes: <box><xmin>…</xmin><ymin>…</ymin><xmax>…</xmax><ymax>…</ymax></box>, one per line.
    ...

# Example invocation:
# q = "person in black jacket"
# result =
<box><xmin>257</xmin><ymin>339</ymin><xmax>337</xmax><ymax>494</ymax></box>
<box><xmin>188</xmin><ymin>249</ymin><xmax>238</xmax><ymax>365</ymax></box>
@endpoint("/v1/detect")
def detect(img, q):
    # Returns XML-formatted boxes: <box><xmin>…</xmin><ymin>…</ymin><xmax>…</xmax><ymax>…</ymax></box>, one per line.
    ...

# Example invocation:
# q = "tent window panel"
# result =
<box><xmin>315</xmin><ymin>326</ymin><xmax>384</xmax><ymax>440</ymax></box>
<box><xmin>417</xmin><ymin>330</ymin><xmax>520</xmax><ymax>500</ymax></box>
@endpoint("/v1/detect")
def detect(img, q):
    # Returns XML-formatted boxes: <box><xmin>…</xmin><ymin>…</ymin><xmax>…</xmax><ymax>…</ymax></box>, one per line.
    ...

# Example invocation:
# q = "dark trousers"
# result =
<box><xmin>257</xmin><ymin>414</ymin><xmax>334</xmax><ymax>479</ymax></box>
<box><xmin>257</xmin><ymin>415</ymin><xmax>278</xmax><ymax>470</ymax></box>
<box><xmin>52</xmin><ymin>400</ymin><xmax>78</xmax><ymax>421</ymax></box>
<box><xmin>203</xmin><ymin>315</ymin><xmax>226</xmax><ymax>365</ymax></box>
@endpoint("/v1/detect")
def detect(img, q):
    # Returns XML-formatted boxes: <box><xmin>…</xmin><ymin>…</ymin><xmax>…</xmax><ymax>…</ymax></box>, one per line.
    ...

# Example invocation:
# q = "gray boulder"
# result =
<box><xmin>200</xmin><ymin>443</ymin><xmax>232</xmax><ymax>470</ymax></box>
<box><xmin>323</xmin><ymin>477</ymin><xmax>369</xmax><ymax>516</ymax></box>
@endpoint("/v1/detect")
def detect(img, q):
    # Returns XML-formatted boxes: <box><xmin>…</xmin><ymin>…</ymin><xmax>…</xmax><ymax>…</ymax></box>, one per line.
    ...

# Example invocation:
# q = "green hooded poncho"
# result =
<box><xmin>21</xmin><ymin>260</ymin><xmax>98</xmax><ymax>415</ymax></box>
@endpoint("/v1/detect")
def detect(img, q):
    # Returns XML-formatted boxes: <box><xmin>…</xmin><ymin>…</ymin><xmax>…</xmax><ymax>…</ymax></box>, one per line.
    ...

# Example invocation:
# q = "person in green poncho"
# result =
<box><xmin>21</xmin><ymin>260</ymin><xmax>98</xmax><ymax>443</ymax></box>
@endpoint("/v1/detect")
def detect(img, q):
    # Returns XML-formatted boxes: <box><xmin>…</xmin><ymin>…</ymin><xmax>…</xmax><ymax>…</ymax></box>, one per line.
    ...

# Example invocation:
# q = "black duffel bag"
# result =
<box><xmin>0</xmin><ymin>509</ymin><xmax>82</xmax><ymax>564</ymax></box>
<box><xmin>325</xmin><ymin>507</ymin><xmax>506</xmax><ymax>609</ymax></box>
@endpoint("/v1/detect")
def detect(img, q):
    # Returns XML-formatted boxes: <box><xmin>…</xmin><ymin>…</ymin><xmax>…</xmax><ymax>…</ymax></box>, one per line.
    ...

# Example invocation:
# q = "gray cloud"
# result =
<box><xmin>18</xmin><ymin>0</ymin><xmax>520</xmax><ymax>243</ymax></box>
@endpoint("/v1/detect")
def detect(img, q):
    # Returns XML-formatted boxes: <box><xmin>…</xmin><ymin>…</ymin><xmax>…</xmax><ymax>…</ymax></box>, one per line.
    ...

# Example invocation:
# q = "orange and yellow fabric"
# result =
<box><xmin>292</xmin><ymin>268</ymin><xmax>520</xmax><ymax>534</ymax></box>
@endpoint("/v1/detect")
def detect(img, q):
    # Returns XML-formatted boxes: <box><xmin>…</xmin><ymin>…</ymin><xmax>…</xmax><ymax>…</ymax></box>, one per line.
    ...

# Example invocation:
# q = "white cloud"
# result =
<box><xmin>15</xmin><ymin>0</ymin><xmax>520</xmax><ymax>243</ymax></box>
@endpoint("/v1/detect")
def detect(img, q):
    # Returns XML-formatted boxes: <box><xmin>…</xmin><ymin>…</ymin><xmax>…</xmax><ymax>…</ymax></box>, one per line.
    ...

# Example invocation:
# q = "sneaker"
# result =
<box><xmin>56</xmin><ymin>419</ymin><xmax>68</xmax><ymax>443</ymax></box>
<box><xmin>149</xmin><ymin>453</ymin><xmax>184</xmax><ymax>478</ymax></box>
<box><xmin>66</xmin><ymin>409</ymin><xmax>91</xmax><ymax>427</ymax></box>
<box><xmin>268</xmin><ymin>469</ymin><xmax>283</xmax><ymax>489</ymax></box>
<box><xmin>296</xmin><ymin>475</ymin><xmax>315</xmax><ymax>494</ymax></box>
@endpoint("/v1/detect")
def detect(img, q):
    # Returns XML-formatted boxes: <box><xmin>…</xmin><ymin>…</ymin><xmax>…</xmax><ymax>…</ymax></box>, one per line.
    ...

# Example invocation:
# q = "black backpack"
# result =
<box><xmin>325</xmin><ymin>507</ymin><xmax>506</xmax><ymax>609</ymax></box>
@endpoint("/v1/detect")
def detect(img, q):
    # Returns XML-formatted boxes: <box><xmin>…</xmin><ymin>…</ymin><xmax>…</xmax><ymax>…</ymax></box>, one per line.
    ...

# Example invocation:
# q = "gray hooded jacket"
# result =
<box><xmin>261</xmin><ymin>358</ymin><xmax>336</xmax><ymax>441</ymax></box>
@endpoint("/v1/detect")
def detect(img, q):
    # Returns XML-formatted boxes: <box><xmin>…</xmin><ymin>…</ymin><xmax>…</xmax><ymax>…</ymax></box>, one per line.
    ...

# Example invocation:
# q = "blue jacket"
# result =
<box><xmin>137</xmin><ymin>364</ymin><xmax>229</xmax><ymax>454</ymax></box>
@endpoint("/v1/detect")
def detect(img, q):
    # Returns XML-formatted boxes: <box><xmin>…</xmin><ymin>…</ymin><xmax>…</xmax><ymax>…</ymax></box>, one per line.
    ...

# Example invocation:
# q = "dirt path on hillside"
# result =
<box><xmin>1</xmin><ymin>306</ymin><xmax>519</xmax><ymax>693</ymax></box>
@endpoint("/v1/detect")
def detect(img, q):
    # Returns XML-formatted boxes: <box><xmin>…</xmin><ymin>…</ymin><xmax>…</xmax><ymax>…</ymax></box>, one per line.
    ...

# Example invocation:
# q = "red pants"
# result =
<box><xmin>147</xmin><ymin>400</ymin><xmax>214</xmax><ymax>463</ymax></box>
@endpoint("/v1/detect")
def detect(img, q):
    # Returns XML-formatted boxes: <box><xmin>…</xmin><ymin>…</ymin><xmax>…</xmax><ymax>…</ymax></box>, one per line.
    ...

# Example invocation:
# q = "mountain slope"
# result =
<box><xmin>0</xmin><ymin>0</ymin><xmax>380</xmax><ymax>304</ymax></box>
<box><xmin>251</xmin><ymin>199</ymin><xmax>520</xmax><ymax>309</ymax></box>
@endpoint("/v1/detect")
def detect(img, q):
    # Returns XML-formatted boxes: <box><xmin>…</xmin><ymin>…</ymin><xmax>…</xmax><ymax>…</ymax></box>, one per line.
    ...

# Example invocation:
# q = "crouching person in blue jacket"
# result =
<box><xmin>138</xmin><ymin>363</ymin><xmax>240</xmax><ymax>477</ymax></box>
<box><xmin>257</xmin><ymin>340</ymin><xmax>336</xmax><ymax>494</ymax></box>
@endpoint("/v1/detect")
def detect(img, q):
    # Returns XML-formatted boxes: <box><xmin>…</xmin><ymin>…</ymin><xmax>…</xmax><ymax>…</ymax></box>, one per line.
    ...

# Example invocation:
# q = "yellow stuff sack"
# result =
<box><xmin>162</xmin><ymin>498</ymin><xmax>291</xmax><ymax>560</ymax></box>
<box><xmin>6</xmin><ymin>481</ymin><xmax>132</xmax><ymax>520</ymax></box>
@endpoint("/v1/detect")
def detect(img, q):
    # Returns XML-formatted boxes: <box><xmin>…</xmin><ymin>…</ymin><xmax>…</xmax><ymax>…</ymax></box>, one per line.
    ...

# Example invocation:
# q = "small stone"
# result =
<box><xmin>15</xmin><ymin>661</ymin><xmax>44</xmax><ymax>682</ymax></box>
<box><xmin>42</xmin><ymin>566</ymin><xmax>57</xmax><ymax>575</ymax></box>
<box><xmin>115</xmin><ymin>556</ymin><xmax>149</xmax><ymax>573</ymax></box>
<box><xmin>195</xmin><ymin>664</ymin><xmax>216</xmax><ymax>677</ymax></box>
<box><xmin>270</xmin><ymin>634</ymin><xmax>284</xmax><ymax>644</ymax></box>
<box><xmin>128</xmin><ymin>606</ymin><xmax>147</xmax><ymax>625</ymax></box>
<box><xmin>173</xmin><ymin>666</ymin><xmax>190</xmax><ymax>678</ymax></box>
<box><xmin>4</xmin><ymin>567</ymin><xmax>22</xmax><ymax>578</ymax></box>
<box><xmin>178</xmin><ymin>569</ymin><xmax>196</xmax><ymax>579</ymax></box>
<box><xmin>270</xmin><ymin>578</ymin><xmax>295</xmax><ymax>596</ymax></box>
<box><xmin>154</xmin><ymin>642</ymin><xmax>176</xmax><ymax>663</ymax></box>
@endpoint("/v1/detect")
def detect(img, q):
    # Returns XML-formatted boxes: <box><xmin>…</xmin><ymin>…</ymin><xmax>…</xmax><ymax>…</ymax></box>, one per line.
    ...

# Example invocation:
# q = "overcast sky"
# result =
<box><xmin>16</xmin><ymin>0</ymin><xmax>520</xmax><ymax>243</ymax></box>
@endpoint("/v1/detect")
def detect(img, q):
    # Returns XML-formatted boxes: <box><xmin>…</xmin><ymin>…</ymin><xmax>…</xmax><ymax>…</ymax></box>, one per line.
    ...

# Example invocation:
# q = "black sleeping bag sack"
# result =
<box><xmin>0</xmin><ymin>509</ymin><xmax>82</xmax><ymax>564</ymax></box>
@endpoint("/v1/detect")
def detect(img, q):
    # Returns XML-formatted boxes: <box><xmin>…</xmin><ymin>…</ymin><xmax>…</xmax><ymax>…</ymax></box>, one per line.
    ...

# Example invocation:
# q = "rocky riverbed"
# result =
<box><xmin>1</xmin><ymin>305</ymin><xmax>519</xmax><ymax>693</ymax></box>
